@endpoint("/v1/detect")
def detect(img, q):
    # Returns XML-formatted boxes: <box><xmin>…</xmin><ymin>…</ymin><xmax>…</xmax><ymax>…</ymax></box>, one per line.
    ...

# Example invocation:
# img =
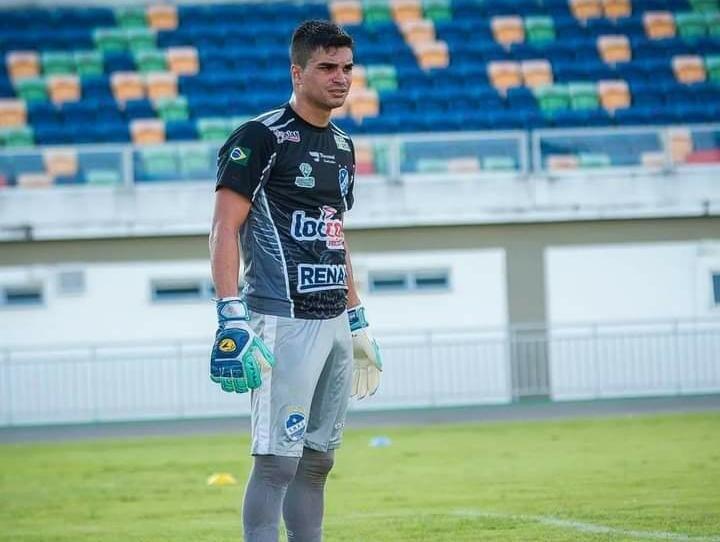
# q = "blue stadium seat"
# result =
<box><xmin>166</xmin><ymin>120</ymin><xmax>197</xmax><ymax>141</ymax></box>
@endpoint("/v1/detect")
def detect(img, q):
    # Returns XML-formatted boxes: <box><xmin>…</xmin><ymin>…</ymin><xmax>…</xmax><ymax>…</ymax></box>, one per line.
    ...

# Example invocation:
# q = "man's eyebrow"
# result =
<box><xmin>316</xmin><ymin>61</ymin><xmax>354</xmax><ymax>68</ymax></box>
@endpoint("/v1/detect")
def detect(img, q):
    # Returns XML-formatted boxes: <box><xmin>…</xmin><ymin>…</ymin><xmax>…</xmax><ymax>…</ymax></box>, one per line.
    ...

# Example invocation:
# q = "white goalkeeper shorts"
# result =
<box><xmin>248</xmin><ymin>310</ymin><xmax>354</xmax><ymax>457</ymax></box>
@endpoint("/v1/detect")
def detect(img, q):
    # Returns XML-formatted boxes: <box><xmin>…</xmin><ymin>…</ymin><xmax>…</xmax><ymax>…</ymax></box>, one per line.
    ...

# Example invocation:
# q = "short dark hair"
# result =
<box><xmin>290</xmin><ymin>20</ymin><xmax>354</xmax><ymax>68</ymax></box>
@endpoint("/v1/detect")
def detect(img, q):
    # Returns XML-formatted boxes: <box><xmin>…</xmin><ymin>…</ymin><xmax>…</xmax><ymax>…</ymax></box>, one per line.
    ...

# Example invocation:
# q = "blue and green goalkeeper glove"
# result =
<box><xmin>210</xmin><ymin>297</ymin><xmax>275</xmax><ymax>394</ymax></box>
<box><xmin>348</xmin><ymin>305</ymin><xmax>383</xmax><ymax>399</ymax></box>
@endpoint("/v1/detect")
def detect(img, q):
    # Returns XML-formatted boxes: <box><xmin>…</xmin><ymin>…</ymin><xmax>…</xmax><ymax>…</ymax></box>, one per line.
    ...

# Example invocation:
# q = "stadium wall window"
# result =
<box><xmin>57</xmin><ymin>270</ymin><xmax>85</xmax><ymax>296</ymax></box>
<box><xmin>2</xmin><ymin>284</ymin><xmax>44</xmax><ymax>306</ymax></box>
<box><xmin>368</xmin><ymin>269</ymin><xmax>450</xmax><ymax>294</ymax></box>
<box><xmin>151</xmin><ymin>278</ymin><xmax>214</xmax><ymax>303</ymax></box>
<box><xmin>712</xmin><ymin>272</ymin><xmax>720</xmax><ymax>306</ymax></box>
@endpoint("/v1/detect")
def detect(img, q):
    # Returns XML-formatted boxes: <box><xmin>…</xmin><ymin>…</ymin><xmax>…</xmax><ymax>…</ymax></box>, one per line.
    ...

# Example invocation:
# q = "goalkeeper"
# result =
<box><xmin>208</xmin><ymin>20</ymin><xmax>382</xmax><ymax>542</ymax></box>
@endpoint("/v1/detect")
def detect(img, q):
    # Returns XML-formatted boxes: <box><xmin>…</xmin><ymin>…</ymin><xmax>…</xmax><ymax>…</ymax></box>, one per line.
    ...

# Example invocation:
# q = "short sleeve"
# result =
<box><xmin>345</xmin><ymin>139</ymin><xmax>356</xmax><ymax>211</ymax></box>
<box><xmin>216</xmin><ymin>121</ymin><xmax>276</xmax><ymax>201</ymax></box>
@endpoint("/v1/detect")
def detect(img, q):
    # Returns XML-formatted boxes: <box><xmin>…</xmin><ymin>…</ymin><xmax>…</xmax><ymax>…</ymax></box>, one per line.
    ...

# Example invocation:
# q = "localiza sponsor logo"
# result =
<box><xmin>274</xmin><ymin>129</ymin><xmax>301</xmax><ymax>144</ymax></box>
<box><xmin>297</xmin><ymin>264</ymin><xmax>347</xmax><ymax>293</ymax></box>
<box><xmin>291</xmin><ymin>205</ymin><xmax>344</xmax><ymax>249</ymax></box>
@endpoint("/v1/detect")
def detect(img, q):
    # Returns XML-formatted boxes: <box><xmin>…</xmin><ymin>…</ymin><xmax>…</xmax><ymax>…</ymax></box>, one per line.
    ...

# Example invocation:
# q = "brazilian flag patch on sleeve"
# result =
<box><xmin>230</xmin><ymin>146</ymin><xmax>251</xmax><ymax>165</ymax></box>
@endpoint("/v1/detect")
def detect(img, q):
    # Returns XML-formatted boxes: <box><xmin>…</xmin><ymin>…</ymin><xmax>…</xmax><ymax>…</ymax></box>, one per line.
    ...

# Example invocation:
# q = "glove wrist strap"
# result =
<box><xmin>216</xmin><ymin>297</ymin><xmax>250</xmax><ymax>323</ymax></box>
<box><xmin>348</xmin><ymin>304</ymin><xmax>368</xmax><ymax>332</ymax></box>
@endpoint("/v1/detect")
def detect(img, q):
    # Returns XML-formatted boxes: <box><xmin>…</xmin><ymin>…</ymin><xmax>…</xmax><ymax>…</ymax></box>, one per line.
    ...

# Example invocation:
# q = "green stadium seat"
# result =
<box><xmin>579</xmin><ymin>153</ymin><xmax>612</xmax><ymax>168</ymax></box>
<box><xmin>675</xmin><ymin>12</ymin><xmax>706</xmax><ymax>39</ymax></box>
<box><xmin>115</xmin><ymin>6</ymin><xmax>148</xmax><ymax>28</ymax></box>
<box><xmin>366</xmin><ymin>65</ymin><xmax>398</xmax><ymax>92</ymax></box>
<box><xmin>141</xmin><ymin>148</ymin><xmax>178</xmax><ymax>177</ymax></box>
<box><xmin>16</xmin><ymin>78</ymin><xmax>48</xmax><ymax>102</ymax></box>
<box><xmin>706</xmin><ymin>55</ymin><xmax>720</xmax><ymax>81</ymax></box>
<box><xmin>569</xmin><ymin>82</ymin><xmax>599</xmax><ymax>110</ymax></box>
<box><xmin>93</xmin><ymin>28</ymin><xmax>127</xmax><ymax>52</ymax></box>
<box><xmin>363</xmin><ymin>0</ymin><xmax>392</xmax><ymax>24</ymax></box>
<box><xmin>534</xmin><ymin>84</ymin><xmax>570</xmax><ymax>113</ymax></box>
<box><xmin>134</xmin><ymin>49</ymin><xmax>166</xmax><ymax>73</ymax></box>
<box><xmin>41</xmin><ymin>52</ymin><xmax>75</xmax><ymax>76</ymax></box>
<box><xmin>423</xmin><ymin>0</ymin><xmax>452</xmax><ymax>21</ymax></box>
<box><xmin>706</xmin><ymin>12</ymin><xmax>720</xmax><ymax>36</ymax></box>
<box><xmin>197</xmin><ymin>118</ymin><xmax>233</xmax><ymax>141</ymax></box>
<box><xmin>1</xmin><ymin>126</ymin><xmax>34</xmax><ymax>147</ymax></box>
<box><xmin>482</xmin><ymin>156</ymin><xmax>517</xmax><ymax>171</ymax></box>
<box><xmin>416</xmin><ymin>158</ymin><xmax>448</xmax><ymax>172</ymax></box>
<box><xmin>74</xmin><ymin>51</ymin><xmax>104</xmax><ymax>77</ymax></box>
<box><xmin>155</xmin><ymin>96</ymin><xmax>189</xmax><ymax>122</ymax></box>
<box><xmin>179</xmin><ymin>146</ymin><xmax>213</xmax><ymax>178</ymax></box>
<box><xmin>525</xmin><ymin>16</ymin><xmax>556</xmax><ymax>44</ymax></box>
<box><xmin>85</xmin><ymin>169</ymin><xmax>121</xmax><ymax>185</ymax></box>
<box><xmin>689</xmin><ymin>0</ymin><xmax>719</xmax><ymax>13</ymax></box>
<box><xmin>126</xmin><ymin>28</ymin><xmax>157</xmax><ymax>52</ymax></box>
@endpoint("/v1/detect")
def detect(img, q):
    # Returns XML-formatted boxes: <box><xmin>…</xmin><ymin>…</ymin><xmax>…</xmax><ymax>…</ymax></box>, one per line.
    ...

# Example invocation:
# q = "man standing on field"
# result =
<box><xmin>208</xmin><ymin>20</ymin><xmax>383</xmax><ymax>542</ymax></box>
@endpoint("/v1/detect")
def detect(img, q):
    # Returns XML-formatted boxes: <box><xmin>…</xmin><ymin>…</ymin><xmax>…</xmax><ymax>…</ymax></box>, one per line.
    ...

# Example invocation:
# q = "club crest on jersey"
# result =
<box><xmin>338</xmin><ymin>167</ymin><xmax>350</xmax><ymax>197</ymax></box>
<box><xmin>291</xmin><ymin>205</ymin><xmax>344</xmax><ymax>249</ymax></box>
<box><xmin>295</xmin><ymin>162</ymin><xmax>315</xmax><ymax>188</ymax></box>
<box><xmin>333</xmin><ymin>134</ymin><xmax>351</xmax><ymax>152</ymax></box>
<box><xmin>297</xmin><ymin>264</ymin><xmax>348</xmax><ymax>293</ymax></box>
<box><xmin>274</xmin><ymin>129</ymin><xmax>300</xmax><ymax>144</ymax></box>
<box><xmin>284</xmin><ymin>410</ymin><xmax>306</xmax><ymax>442</ymax></box>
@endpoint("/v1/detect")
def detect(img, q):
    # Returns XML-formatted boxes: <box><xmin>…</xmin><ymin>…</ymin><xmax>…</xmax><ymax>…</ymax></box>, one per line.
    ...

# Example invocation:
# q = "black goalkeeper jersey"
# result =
<box><xmin>216</xmin><ymin>104</ymin><xmax>356</xmax><ymax>320</ymax></box>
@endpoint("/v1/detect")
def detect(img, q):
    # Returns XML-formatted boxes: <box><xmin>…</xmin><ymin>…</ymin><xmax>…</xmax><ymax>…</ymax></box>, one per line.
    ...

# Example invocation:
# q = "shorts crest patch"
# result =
<box><xmin>284</xmin><ymin>410</ymin><xmax>307</xmax><ymax>442</ymax></box>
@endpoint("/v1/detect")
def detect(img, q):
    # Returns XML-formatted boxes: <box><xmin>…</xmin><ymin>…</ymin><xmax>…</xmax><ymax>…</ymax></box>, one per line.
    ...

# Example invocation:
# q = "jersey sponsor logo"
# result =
<box><xmin>338</xmin><ymin>167</ymin><xmax>350</xmax><ymax>197</ymax></box>
<box><xmin>229</xmin><ymin>146</ymin><xmax>251</xmax><ymax>165</ymax></box>
<box><xmin>334</xmin><ymin>134</ymin><xmax>351</xmax><ymax>152</ymax></box>
<box><xmin>273</xmin><ymin>129</ymin><xmax>300</xmax><ymax>144</ymax></box>
<box><xmin>291</xmin><ymin>205</ymin><xmax>344</xmax><ymax>249</ymax></box>
<box><xmin>294</xmin><ymin>162</ymin><xmax>315</xmax><ymax>188</ymax></box>
<box><xmin>284</xmin><ymin>410</ymin><xmax>306</xmax><ymax>442</ymax></box>
<box><xmin>309</xmin><ymin>151</ymin><xmax>336</xmax><ymax>164</ymax></box>
<box><xmin>218</xmin><ymin>338</ymin><xmax>236</xmax><ymax>352</ymax></box>
<box><xmin>297</xmin><ymin>264</ymin><xmax>347</xmax><ymax>293</ymax></box>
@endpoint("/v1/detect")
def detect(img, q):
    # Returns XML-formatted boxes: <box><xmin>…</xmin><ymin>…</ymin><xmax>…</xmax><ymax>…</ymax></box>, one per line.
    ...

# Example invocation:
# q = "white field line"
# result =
<box><xmin>328</xmin><ymin>509</ymin><xmax>720</xmax><ymax>541</ymax></box>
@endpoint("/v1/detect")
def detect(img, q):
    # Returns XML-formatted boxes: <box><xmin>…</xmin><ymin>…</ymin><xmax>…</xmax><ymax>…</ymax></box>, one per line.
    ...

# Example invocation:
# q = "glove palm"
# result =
<box><xmin>348</xmin><ymin>305</ymin><xmax>382</xmax><ymax>399</ymax></box>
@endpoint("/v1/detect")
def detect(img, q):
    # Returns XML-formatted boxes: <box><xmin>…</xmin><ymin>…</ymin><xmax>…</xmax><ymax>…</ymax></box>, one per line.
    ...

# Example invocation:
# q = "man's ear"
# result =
<box><xmin>291</xmin><ymin>64</ymin><xmax>303</xmax><ymax>87</ymax></box>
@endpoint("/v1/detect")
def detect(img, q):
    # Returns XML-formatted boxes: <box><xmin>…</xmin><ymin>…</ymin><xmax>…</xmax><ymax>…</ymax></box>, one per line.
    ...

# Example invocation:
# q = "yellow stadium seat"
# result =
<box><xmin>521</xmin><ymin>60</ymin><xmax>553</xmax><ymax>88</ymax></box>
<box><xmin>130</xmin><ymin>119</ymin><xmax>166</xmax><ymax>145</ymax></box>
<box><xmin>400</xmin><ymin>19</ymin><xmax>436</xmax><ymax>45</ymax></box>
<box><xmin>43</xmin><ymin>148</ymin><xmax>79</xmax><ymax>177</ymax></box>
<box><xmin>147</xmin><ymin>4</ymin><xmax>178</xmax><ymax>30</ymax></box>
<box><xmin>6</xmin><ymin>51</ymin><xmax>40</xmax><ymax>80</ymax></box>
<box><xmin>570</xmin><ymin>0</ymin><xmax>603</xmax><ymax>21</ymax></box>
<box><xmin>348</xmin><ymin>87</ymin><xmax>379</xmax><ymax>122</ymax></box>
<box><xmin>602</xmin><ymin>0</ymin><xmax>631</xmax><ymax>19</ymax></box>
<box><xmin>488</xmin><ymin>61</ymin><xmax>522</xmax><ymax>94</ymax></box>
<box><xmin>329</xmin><ymin>0</ymin><xmax>363</xmax><ymax>25</ymax></box>
<box><xmin>668</xmin><ymin>128</ymin><xmax>693</xmax><ymax>164</ymax></box>
<box><xmin>391</xmin><ymin>0</ymin><xmax>423</xmax><ymax>23</ymax></box>
<box><xmin>111</xmin><ymin>71</ymin><xmax>145</xmax><ymax>102</ymax></box>
<box><xmin>0</xmin><ymin>99</ymin><xmax>27</xmax><ymax>126</ymax></box>
<box><xmin>48</xmin><ymin>75</ymin><xmax>81</xmax><ymax>104</ymax></box>
<box><xmin>146</xmin><ymin>72</ymin><xmax>177</xmax><ymax>100</ymax></box>
<box><xmin>491</xmin><ymin>16</ymin><xmax>525</xmax><ymax>48</ymax></box>
<box><xmin>547</xmin><ymin>155</ymin><xmax>580</xmax><ymax>170</ymax></box>
<box><xmin>597</xmin><ymin>35</ymin><xmax>631</xmax><ymax>64</ymax></box>
<box><xmin>598</xmin><ymin>80</ymin><xmax>631</xmax><ymax>112</ymax></box>
<box><xmin>672</xmin><ymin>55</ymin><xmax>706</xmax><ymax>84</ymax></box>
<box><xmin>643</xmin><ymin>11</ymin><xmax>676</xmax><ymax>39</ymax></box>
<box><xmin>166</xmin><ymin>46</ymin><xmax>199</xmax><ymax>76</ymax></box>
<box><xmin>17</xmin><ymin>172</ymin><xmax>54</xmax><ymax>188</ymax></box>
<box><xmin>415</xmin><ymin>40</ymin><xmax>449</xmax><ymax>69</ymax></box>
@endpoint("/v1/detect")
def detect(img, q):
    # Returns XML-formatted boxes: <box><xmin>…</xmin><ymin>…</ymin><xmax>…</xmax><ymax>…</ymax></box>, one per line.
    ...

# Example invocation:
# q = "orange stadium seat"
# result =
<box><xmin>0</xmin><ymin>99</ymin><xmax>27</xmax><ymax>126</ymax></box>
<box><xmin>597</xmin><ymin>35</ymin><xmax>631</xmax><ymax>64</ymax></box>
<box><xmin>130</xmin><ymin>119</ymin><xmax>166</xmax><ymax>144</ymax></box>
<box><xmin>354</xmin><ymin>141</ymin><xmax>376</xmax><ymax>174</ymax></box>
<box><xmin>48</xmin><ymin>75</ymin><xmax>81</xmax><ymax>104</ymax></box>
<box><xmin>43</xmin><ymin>148</ymin><xmax>79</xmax><ymax>177</ymax></box>
<box><xmin>415</xmin><ymin>40</ymin><xmax>449</xmax><ymax>69</ymax></box>
<box><xmin>17</xmin><ymin>172</ymin><xmax>54</xmax><ymax>188</ymax></box>
<box><xmin>598</xmin><ymin>80</ymin><xmax>631</xmax><ymax>112</ymax></box>
<box><xmin>547</xmin><ymin>154</ymin><xmax>580</xmax><ymax>170</ymax></box>
<box><xmin>447</xmin><ymin>157</ymin><xmax>481</xmax><ymax>172</ymax></box>
<box><xmin>641</xmin><ymin>151</ymin><xmax>667</xmax><ymax>168</ymax></box>
<box><xmin>668</xmin><ymin>128</ymin><xmax>693</xmax><ymax>164</ymax></box>
<box><xmin>166</xmin><ymin>46</ymin><xmax>199</xmax><ymax>76</ymax></box>
<box><xmin>400</xmin><ymin>19</ymin><xmax>436</xmax><ymax>45</ymax></box>
<box><xmin>488</xmin><ymin>61</ymin><xmax>522</xmax><ymax>94</ymax></box>
<box><xmin>672</xmin><ymin>55</ymin><xmax>706</xmax><ymax>84</ymax></box>
<box><xmin>521</xmin><ymin>60</ymin><xmax>553</xmax><ymax>88</ymax></box>
<box><xmin>147</xmin><ymin>4</ymin><xmax>178</xmax><ymax>30</ymax></box>
<box><xmin>146</xmin><ymin>72</ymin><xmax>177</xmax><ymax>100</ymax></box>
<box><xmin>352</xmin><ymin>65</ymin><xmax>367</xmax><ymax>88</ymax></box>
<box><xmin>6</xmin><ymin>51</ymin><xmax>40</xmax><ymax>80</ymax></box>
<box><xmin>391</xmin><ymin>0</ymin><xmax>423</xmax><ymax>23</ymax></box>
<box><xmin>329</xmin><ymin>0</ymin><xmax>363</xmax><ymax>25</ymax></box>
<box><xmin>570</xmin><ymin>0</ymin><xmax>603</xmax><ymax>22</ymax></box>
<box><xmin>491</xmin><ymin>16</ymin><xmax>525</xmax><ymax>48</ymax></box>
<box><xmin>348</xmin><ymin>87</ymin><xmax>380</xmax><ymax>122</ymax></box>
<box><xmin>602</xmin><ymin>0</ymin><xmax>631</xmax><ymax>19</ymax></box>
<box><xmin>643</xmin><ymin>11</ymin><xmax>676</xmax><ymax>39</ymax></box>
<box><xmin>111</xmin><ymin>72</ymin><xmax>145</xmax><ymax>102</ymax></box>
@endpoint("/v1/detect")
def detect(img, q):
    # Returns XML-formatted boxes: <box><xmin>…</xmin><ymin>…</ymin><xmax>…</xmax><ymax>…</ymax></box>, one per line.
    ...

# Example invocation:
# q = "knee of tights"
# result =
<box><xmin>299</xmin><ymin>448</ymin><xmax>335</xmax><ymax>481</ymax></box>
<box><xmin>254</xmin><ymin>454</ymin><xmax>300</xmax><ymax>487</ymax></box>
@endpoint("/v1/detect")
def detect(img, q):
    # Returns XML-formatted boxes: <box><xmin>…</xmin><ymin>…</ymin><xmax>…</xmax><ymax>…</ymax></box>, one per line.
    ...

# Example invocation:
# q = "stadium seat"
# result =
<box><xmin>348</xmin><ymin>87</ymin><xmax>380</xmax><ymax>121</ymax></box>
<box><xmin>598</xmin><ymin>35</ymin><xmax>631</xmax><ymax>63</ymax></box>
<box><xmin>525</xmin><ymin>16</ymin><xmax>556</xmax><ymax>44</ymax></box>
<box><xmin>707</xmin><ymin>13</ymin><xmax>720</xmax><ymax>38</ymax></box>
<box><xmin>598</xmin><ymin>79</ymin><xmax>631</xmax><ymax>112</ymax></box>
<box><xmin>115</xmin><ymin>6</ymin><xmax>147</xmax><ymax>28</ymax></box>
<box><xmin>689</xmin><ymin>0</ymin><xmax>719</xmax><ymax>12</ymax></box>
<box><xmin>579</xmin><ymin>152</ymin><xmax>611</xmax><ymax>167</ymax></box>
<box><xmin>354</xmin><ymin>140</ymin><xmax>376</xmax><ymax>174</ymax></box>
<box><xmin>391</xmin><ymin>0</ymin><xmax>423</xmax><ymax>22</ymax></box>
<box><xmin>74</xmin><ymin>51</ymin><xmax>104</xmax><ymax>77</ymax></box>
<box><xmin>675</xmin><ymin>12</ymin><xmax>706</xmax><ymax>40</ymax></box>
<box><xmin>197</xmin><ymin>117</ymin><xmax>233</xmax><ymax>141</ymax></box>
<box><xmin>6</xmin><ymin>51</ymin><xmax>40</xmax><ymax>80</ymax></box>
<box><xmin>673</xmin><ymin>54</ymin><xmax>707</xmax><ymax>83</ymax></box>
<box><xmin>178</xmin><ymin>145</ymin><xmax>212</xmax><ymax>177</ymax></box>
<box><xmin>94</xmin><ymin>28</ymin><xmax>127</xmax><ymax>52</ymax></box>
<box><xmin>126</xmin><ymin>28</ymin><xmax>157</xmax><ymax>51</ymax></box>
<box><xmin>521</xmin><ymin>60</ymin><xmax>553</xmax><ymax>88</ymax></box>
<box><xmin>0</xmin><ymin>100</ymin><xmax>28</xmax><ymax>127</ymax></box>
<box><xmin>366</xmin><ymin>65</ymin><xmax>398</xmax><ymax>91</ymax></box>
<box><xmin>48</xmin><ymin>75</ymin><xmax>81</xmax><ymax>104</ymax></box>
<box><xmin>534</xmin><ymin>84</ymin><xmax>570</xmax><ymax>113</ymax></box>
<box><xmin>352</xmin><ymin>65</ymin><xmax>368</xmax><ymax>89</ymax></box>
<box><xmin>131</xmin><ymin>118</ymin><xmax>165</xmax><ymax>144</ymax></box>
<box><xmin>400</xmin><ymin>19</ymin><xmax>436</xmax><ymax>45</ymax></box>
<box><xmin>43</xmin><ymin>148</ymin><xmax>78</xmax><ymax>177</ymax></box>
<box><xmin>423</xmin><ymin>0</ymin><xmax>452</xmax><ymax>22</ymax></box>
<box><xmin>155</xmin><ymin>96</ymin><xmax>189</xmax><ymax>122</ymax></box>
<box><xmin>569</xmin><ymin>82</ymin><xmax>600</xmax><ymax>109</ymax></box>
<box><xmin>643</xmin><ymin>11</ymin><xmax>676</xmax><ymax>39</ymax></box>
<box><xmin>134</xmin><ymin>49</ymin><xmax>167</xmax><ymax>73</ymax></box>
<box><xmin>668</xmin><ymin>127</ymin><xmax>693</xmax><ymax>164</ymax></box>
<box><xmin>706</xmin><ymin>55</ymin><xmax>720</xmax><ymax>82</ymax></box>
<box><xmin>147</xmin><ymin>4</ymin><xmax>178</xmax><ymax>30</ymax></box>
<box><xmin>492</xmin><ymin>16</ymin><xmax>525</xmax><ymax>48</ymax></box>
<box><xmin>139</xmin><ymin>147</ymin><xmax>177</xmax><ymax>178</ymax></box>
<box><xmin>602</xmin><ymin>0</ymin><xmax>631</xmax><ymax>20</ymax></box>
<box><xmin>329</xmin><ymin>0</ymin><xmax>363</xmax><ymax>24</ymax></box>
<box><xmin>41</xmin><ymin>52</ymin><xmax>75</xmax><ymax>76</ymax></box>
<box><xmin>111</xmin><ymin>72</ymin><xmax>145</xmax><ymax>102</ymax></box>
<box><xmin>570</xmin><ymin>0</ymin><xmax>603</xmax><ymax>22</ymax></box>
<box><xmin>16</xmin><ymin>78</ymin><xmax>48</xmax><ymax>102</ymax></box>
<box><xmin>85</xmin><ymin>168</ymin><xmax>121</xmax><ymax>185</ymax></box>
<box><xmin>482</xmin><ymin>155</ymin><xmax>517</xmax><ymax>171</ymax></box>
<box><xmin>146</xmin><ymin>72</ymin><xmax>177</xmax><ymax>100</ymax></box>
<box><xmin>488</xmin><ymin>61</ymin><xmax>522</xmax><ymax>94</ymax></box>
<box><xmin>16</xmin><ymin>172</ymin><xmax>53</xmax><ymax>188</ymax></box>
<box><xmin>547</xmin><ymin>154</ymin><xmax>580</xmax><ymax>170</ymax></box>
<box><xmin>1</xmin><ymin>125</ymin><xmax>34</xmax><ymax>147</ymax></box>
<box><xmin>166</xmin><ymin>47</ymin><xmax>199</xmax><ymax>75</ymax></box>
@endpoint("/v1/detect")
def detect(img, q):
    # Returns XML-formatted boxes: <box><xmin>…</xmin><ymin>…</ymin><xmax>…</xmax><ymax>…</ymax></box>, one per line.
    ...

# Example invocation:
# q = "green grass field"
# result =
<box><xmin>1</xmin><ymin>412</ymin><xmax>719</xmax><ymax>541</ymax></box>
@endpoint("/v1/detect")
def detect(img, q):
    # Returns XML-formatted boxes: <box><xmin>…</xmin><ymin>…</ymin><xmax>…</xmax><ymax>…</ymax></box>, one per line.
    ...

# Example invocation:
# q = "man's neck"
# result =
<box><xmin>289</xmin><ymin>94</ymin><xmax>331</xmax><ymax>128</ymax></box>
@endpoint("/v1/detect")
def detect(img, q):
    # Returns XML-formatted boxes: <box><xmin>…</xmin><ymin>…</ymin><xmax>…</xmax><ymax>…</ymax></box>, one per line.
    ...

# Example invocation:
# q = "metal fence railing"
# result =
<box><xmin>1</xmin><ymin>319</ymin><xmax>719</xmax><ymax>426</ymax></box>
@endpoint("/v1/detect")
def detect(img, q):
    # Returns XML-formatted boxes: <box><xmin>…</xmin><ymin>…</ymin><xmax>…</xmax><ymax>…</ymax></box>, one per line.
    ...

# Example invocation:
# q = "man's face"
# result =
<box><xmin>293</xmin><ymin>46</ymin><xmax>353</xmax><ymax>111</ymax></box>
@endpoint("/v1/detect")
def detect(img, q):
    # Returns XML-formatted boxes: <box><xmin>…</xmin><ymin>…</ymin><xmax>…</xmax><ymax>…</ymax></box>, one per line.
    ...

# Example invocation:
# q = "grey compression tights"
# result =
<box><xmin>243</xmin><ymin>448</ymin><xmax>335</xmax><ymax>542</ymax></box>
